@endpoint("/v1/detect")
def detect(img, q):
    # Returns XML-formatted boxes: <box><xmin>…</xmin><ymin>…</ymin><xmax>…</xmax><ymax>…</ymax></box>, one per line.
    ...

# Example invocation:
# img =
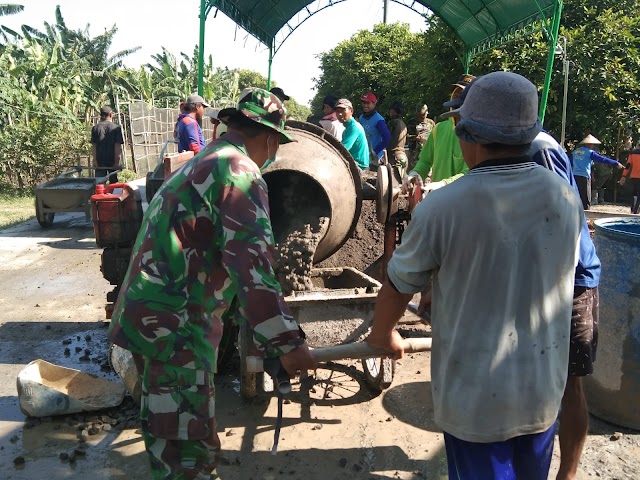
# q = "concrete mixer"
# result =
<box><xmin>263</xmin><ymin>120</ymin><xmax>363</xmax><ymax>262</ymax></box>
<box><xmin>92</xmin><ymin>120</ymin><xmax>429</xmax><ymax>402</ymax></box>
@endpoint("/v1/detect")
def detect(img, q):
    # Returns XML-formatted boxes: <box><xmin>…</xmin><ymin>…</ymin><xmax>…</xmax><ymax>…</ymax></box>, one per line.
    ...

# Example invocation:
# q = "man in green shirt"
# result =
<box><xmin>402</xmin><ymin>74</ymin><xmax>475</xmax><ymax>193</ymax></box>
<box><xmin>335</xmin><ymin>98</ymin><xmax>369</xmax><ymax>170</ymax></box>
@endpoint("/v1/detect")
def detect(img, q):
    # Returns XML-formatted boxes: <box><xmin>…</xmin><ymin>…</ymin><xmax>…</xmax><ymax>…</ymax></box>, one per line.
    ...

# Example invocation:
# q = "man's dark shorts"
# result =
<box><xmin>569</xmin><ymin>286</ymin><xmax>599</xmax><ymax>376</ymax></box>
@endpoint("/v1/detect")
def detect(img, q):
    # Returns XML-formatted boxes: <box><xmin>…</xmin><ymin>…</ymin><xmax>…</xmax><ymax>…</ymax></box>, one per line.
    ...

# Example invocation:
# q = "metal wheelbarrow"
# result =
<box><xmin>238</xmin><ymin>267</ymin><xmax>432</xmax><ymax>399</ymax></box>
<box><xmin>34</xmin><ymin>166</ymin><xmax>120</xmax><ymax>227</ymax></box>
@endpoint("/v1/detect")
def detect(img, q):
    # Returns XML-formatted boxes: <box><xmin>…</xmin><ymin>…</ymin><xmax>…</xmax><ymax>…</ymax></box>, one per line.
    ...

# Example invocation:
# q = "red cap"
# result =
<box><xmin>361</xmin><ymin>92</ymin><xmax>377</xmax><ymax>103</ymax></box>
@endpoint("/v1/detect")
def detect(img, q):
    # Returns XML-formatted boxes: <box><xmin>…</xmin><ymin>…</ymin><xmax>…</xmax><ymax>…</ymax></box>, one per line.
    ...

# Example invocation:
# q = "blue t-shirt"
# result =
<box><xmin>177</xmin><ymin>113</ymin><xmax>206</xmax><ymax>154</ymax></box>
<box><xmin>341</xmin><ymin>118</ymin><xmax>369</xmax><ymax>170</ymax></box>
<box><xmin>529</xmin><ymin>132</ymin><xmax>600</xmax><ymax>288</ymax></box>
<box><xmin>359</xmin><ymin>111</ymin><xmax>390</xmax><ymax>160</ymax></box>
<box><xmin>571</xmin><ymin>145</ymin><xmax>619</xmax><ymax>178</ymax></box>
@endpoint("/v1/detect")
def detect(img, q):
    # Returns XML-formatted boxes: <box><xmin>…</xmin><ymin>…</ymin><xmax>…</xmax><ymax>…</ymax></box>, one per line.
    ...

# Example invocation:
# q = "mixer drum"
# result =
<box><xmin>263</xmin><ymin>120</ymin><xmax>363</xmax><ymax>263</ymax></box>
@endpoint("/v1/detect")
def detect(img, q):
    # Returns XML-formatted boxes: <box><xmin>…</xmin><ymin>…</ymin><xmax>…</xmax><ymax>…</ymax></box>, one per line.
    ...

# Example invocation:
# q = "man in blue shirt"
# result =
<box><xmin>571</xmin><ymin>134</ymin><xmax>624</xmax><ymax>209</ymax></box>
<box><xmin>177</xmin><ymin>94</ymin><xmax>208</xmax><ymax>155</ymax></box>
<box><xmin>335</xmin><ymin>98</ymin><xmax>369</xmax><ymax>171</ymax></box>
<box><xmin>359</xmin><ymin>92</ymin><xmax>391</xmax><ymax>167</ymax></box>
<box><xmin>529</xmin><ymin>132</ymin><xmax>601</xmax><ymax>480</ymax></box>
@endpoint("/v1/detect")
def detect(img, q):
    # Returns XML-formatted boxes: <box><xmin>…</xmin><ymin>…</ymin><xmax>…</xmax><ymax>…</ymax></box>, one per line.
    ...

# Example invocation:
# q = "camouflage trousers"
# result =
<box><xmin>408</xmin><ymin>148</ymin><xmax>421</xmax><ymax>172</ymax></box>
<box><xmin>390</xmin><ymin>152</ymin><xmax>409</xmax><ymax>182</ymax></box>
<box><xmin>140</xmin><ymin>358</ymin><xmax>221</xmax><ymax>480</ymax></box>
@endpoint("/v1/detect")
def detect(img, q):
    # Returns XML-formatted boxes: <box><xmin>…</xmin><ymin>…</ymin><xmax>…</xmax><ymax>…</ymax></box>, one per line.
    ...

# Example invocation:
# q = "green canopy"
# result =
<box><xmin>198</xmin><ymin>0</ymin><xmax>563</xmax><ymax>121</ymax></box>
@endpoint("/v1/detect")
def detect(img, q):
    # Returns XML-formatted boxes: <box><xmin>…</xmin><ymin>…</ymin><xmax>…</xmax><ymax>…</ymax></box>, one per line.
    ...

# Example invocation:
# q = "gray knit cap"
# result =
<box><xmin>453</xmin><ymin>71</ymin><xmax>542</xmax><ymax>145</ymax></box>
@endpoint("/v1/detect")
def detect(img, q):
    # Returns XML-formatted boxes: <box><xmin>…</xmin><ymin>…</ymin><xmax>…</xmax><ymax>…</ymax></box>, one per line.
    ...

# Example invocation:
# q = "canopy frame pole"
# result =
<box><xmin>267</xmin><ymin>43</ymin><xmax>273</xmax><ymax>89</ymax></box>
<box><xmin>539</xmin><ymin>0</ymin><xmax>563</xmax><ymax>123</ymax></box>
<box><xmin>463</xmin><ymin>50</ymin><xmax>472</xmax><ymax>73</ymax></box>
<box><xmin>198</xmin><ymin>0</ymin><xmax>214</xmax><ymax>96</ymax></box>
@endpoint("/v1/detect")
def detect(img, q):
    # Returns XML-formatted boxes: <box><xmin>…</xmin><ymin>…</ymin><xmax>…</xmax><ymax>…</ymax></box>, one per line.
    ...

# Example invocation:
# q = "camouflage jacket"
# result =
<box><xmin>408</xmin><ymin>119</ymin><xmax>435</xmax><ymax>152</ymax></box>
<box><xmin>109</xmin><ymin>132</ymin><xmax>302</xmax><ymax>372</ymax></box>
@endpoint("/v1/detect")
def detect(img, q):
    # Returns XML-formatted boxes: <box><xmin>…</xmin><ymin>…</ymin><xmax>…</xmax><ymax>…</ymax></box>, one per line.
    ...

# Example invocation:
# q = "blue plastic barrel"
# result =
<box><xmin>584</xmin><ymin>218</ymin><xmax>640</xmax><ymax>429</ymax></box>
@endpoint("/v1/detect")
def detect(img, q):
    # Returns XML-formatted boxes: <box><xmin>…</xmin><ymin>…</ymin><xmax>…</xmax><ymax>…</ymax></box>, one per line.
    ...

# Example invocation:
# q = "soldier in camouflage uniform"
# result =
<box><xmin>407</xmin><ymin>103</ymin><xmax>435</xmax><ymax>171</ymax></box>
<box><xmin>109</xmin><ymin>87</ymin><xmax>317</xmax><ymax>480</ymax></box>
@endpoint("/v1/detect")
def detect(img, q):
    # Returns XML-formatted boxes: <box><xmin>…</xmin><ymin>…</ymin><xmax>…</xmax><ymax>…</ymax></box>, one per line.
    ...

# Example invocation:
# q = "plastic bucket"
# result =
<box><xmin>584</xmin><ymin>218</ymin><xmax>640</xmax><ymax>429</ymax></box>
<box><xmin>17</xmin><ymin>360</ymin><xmax>125</xmax><ymax>417</ymax></box>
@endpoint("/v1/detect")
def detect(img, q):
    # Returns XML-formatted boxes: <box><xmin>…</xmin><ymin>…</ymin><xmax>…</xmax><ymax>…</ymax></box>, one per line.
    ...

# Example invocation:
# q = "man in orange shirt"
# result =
<box><xmin>620</xmin><ymin>142</ymin><xmax>640</xmax><ymax>213</ymax></box>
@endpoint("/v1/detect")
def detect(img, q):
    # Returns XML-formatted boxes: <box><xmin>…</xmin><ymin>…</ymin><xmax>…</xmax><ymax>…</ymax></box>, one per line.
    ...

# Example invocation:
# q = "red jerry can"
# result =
<box><xmin>90</xmin><ymin>183</ymin><xmax>143</xmax><ymax>248</ymax></box>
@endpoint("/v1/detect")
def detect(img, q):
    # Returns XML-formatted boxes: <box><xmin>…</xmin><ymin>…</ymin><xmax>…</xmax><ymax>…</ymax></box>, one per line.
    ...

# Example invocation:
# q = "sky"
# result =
<box><xmin>4</xmin><ymin>0</ymin><xmax>428</xmax><ymax>106</ymax></box>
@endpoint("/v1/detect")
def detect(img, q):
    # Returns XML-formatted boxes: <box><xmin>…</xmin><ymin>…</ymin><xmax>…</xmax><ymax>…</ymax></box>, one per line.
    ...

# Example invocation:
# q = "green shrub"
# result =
<box><xmin>117</xmin><ymin>169</ymin><xmax>139</xmax><ymax>183</ymax></box>
<box><xmin>0</xmin><ymin>115</ymin><xmax>89</xmax><ymax>189</ymax></box>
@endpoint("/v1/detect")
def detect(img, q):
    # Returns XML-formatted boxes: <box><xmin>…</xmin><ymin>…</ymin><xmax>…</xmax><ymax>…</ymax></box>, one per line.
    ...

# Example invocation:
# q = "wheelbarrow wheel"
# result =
<box><xmin>362</xmin><ymin>357</ymin><xmax>395</xmax><ymax>391</ymax></box>
<box><xmin>238</xmin><ymin>320</ymin><xmax>262</xmax><ymax>399</ymax></box>
<box><xmin>35</xmin><ymin>200</ymin><xmax>55</xmax><ymax>227</ymax></box>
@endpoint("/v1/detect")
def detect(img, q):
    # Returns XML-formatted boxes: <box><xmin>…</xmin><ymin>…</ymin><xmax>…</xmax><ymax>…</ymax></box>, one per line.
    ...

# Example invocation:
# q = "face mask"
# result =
<box><xmin>260</xmin><ymin>135</ymin><xmax>277</xmax><ymax>172</ymax></box>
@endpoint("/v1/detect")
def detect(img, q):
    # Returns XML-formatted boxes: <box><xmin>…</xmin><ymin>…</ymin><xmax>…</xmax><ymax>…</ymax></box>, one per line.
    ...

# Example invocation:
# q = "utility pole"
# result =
<box><xmin>555</xmin><ymin>36</ymin><xmax>569</xmax><ymax>149</ymax></box>
<box><xmin>383</xmin><ymin>0</ymin><xmax>388</xmax><ymax>24</ymax></box>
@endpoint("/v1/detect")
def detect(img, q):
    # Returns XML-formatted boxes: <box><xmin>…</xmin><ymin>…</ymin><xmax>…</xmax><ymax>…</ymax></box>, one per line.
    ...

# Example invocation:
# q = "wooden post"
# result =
<box><xmin>115</xmin><ymin>93</ymin><xmax>128</xmax><ymax>171</ymax></box>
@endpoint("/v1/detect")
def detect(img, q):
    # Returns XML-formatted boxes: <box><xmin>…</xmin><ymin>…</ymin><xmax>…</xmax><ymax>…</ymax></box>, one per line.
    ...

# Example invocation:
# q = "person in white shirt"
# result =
<box><xmin>367</xmin><ymin>71</ymin><xmax>584</xmax><ymax>480</ymax></box>
<box><xmin>318</xmin><ymin>95</ymin><xmax>345</xmax><ymax>141</ymax></box>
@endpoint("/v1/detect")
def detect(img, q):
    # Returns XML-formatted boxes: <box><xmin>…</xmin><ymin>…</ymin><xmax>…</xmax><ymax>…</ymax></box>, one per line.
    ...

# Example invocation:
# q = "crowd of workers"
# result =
<box><xmin>88</xmin><ymin>71</ymin><xmax>640</xmax><ymax>480</ymax></box>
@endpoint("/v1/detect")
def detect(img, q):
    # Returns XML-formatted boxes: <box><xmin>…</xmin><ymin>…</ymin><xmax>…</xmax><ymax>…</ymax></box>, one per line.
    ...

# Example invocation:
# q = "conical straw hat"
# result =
<box><xmin>579</xmin><ymin>134</ymin><xmax>601</xmax><ymax>145</ymax></box>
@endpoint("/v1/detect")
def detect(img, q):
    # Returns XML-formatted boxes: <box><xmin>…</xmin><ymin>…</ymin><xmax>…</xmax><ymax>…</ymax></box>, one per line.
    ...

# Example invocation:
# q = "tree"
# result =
<box><xmin>312</xmin><ymin>23</ymin><xmax>422</xmax><ymax>117</ymax></box>
<box><xmin>468</xmin><ymin>0</ymin><xmax>640</xmax><ymax>152</ymax></box>
<box><xmin>313</xmin><ymin>1</ymin><xmax>640</xmax><ymax>156</ymax></box>
<box><xmin>0</xmin><ymin>3</ymin><xmax>22</xmax><ymax>16</ymax></box>
<box><xmin>237</xmin><ymin>69</ymin><xmax>268</xmax><ymax>90</ymax></box>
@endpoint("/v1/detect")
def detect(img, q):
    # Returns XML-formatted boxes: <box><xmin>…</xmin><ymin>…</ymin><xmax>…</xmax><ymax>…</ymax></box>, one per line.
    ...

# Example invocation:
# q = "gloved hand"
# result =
<box><xmin>423</xmin><ymin>180</ymin><xmax>445</xmax><ymax>194</ymax></box>
<box><xmin>401</xmin><ymin>171</ymin><xmax>423</xmax><ymax>194</ymax></box>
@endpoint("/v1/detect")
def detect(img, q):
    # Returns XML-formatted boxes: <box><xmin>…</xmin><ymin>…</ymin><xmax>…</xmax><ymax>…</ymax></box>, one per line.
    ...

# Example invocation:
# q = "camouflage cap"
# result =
<box><xmin>219</xmin><ymin>87</ymin><xmax>295</xmax><ymax>144</ymax></box>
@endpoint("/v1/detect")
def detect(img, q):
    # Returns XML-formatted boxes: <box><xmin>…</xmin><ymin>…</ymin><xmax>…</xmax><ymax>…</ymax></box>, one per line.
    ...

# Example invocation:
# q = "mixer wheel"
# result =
<box><xmin>376</xmin><ymin>164</ymin><xmax>393</xmax><ymax>224</ymax></box>
<box><xmin>362</xmin><ymin>357</ymin><xmax>395</xmax><ymax>391</ymax></box>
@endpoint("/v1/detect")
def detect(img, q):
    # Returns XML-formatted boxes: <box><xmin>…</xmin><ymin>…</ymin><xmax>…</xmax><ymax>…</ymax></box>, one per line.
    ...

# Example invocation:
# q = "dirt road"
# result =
<box><xmin>1</xmin><ymin>212</ymin><xmax>638</xmax><ymax>479</ymax></box>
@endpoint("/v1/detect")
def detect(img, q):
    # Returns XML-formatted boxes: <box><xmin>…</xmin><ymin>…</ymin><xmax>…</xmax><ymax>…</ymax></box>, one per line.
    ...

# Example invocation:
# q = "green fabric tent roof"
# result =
<box><xmin>204</xmin><ymin>0</ymin><xmax>559</xmax><ymax>54</ymax></box>
<box><xmin>199</xmin><ymin>0</ymin><xmax>563</xmax><ymax>120</ymax></box>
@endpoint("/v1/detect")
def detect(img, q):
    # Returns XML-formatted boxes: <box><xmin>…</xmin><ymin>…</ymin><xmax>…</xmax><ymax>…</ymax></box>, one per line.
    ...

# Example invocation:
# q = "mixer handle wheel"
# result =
<box><xmin>375</xmin><ymin>164</ymin><xmax>394</xmax><ymax>224</ymax></box>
